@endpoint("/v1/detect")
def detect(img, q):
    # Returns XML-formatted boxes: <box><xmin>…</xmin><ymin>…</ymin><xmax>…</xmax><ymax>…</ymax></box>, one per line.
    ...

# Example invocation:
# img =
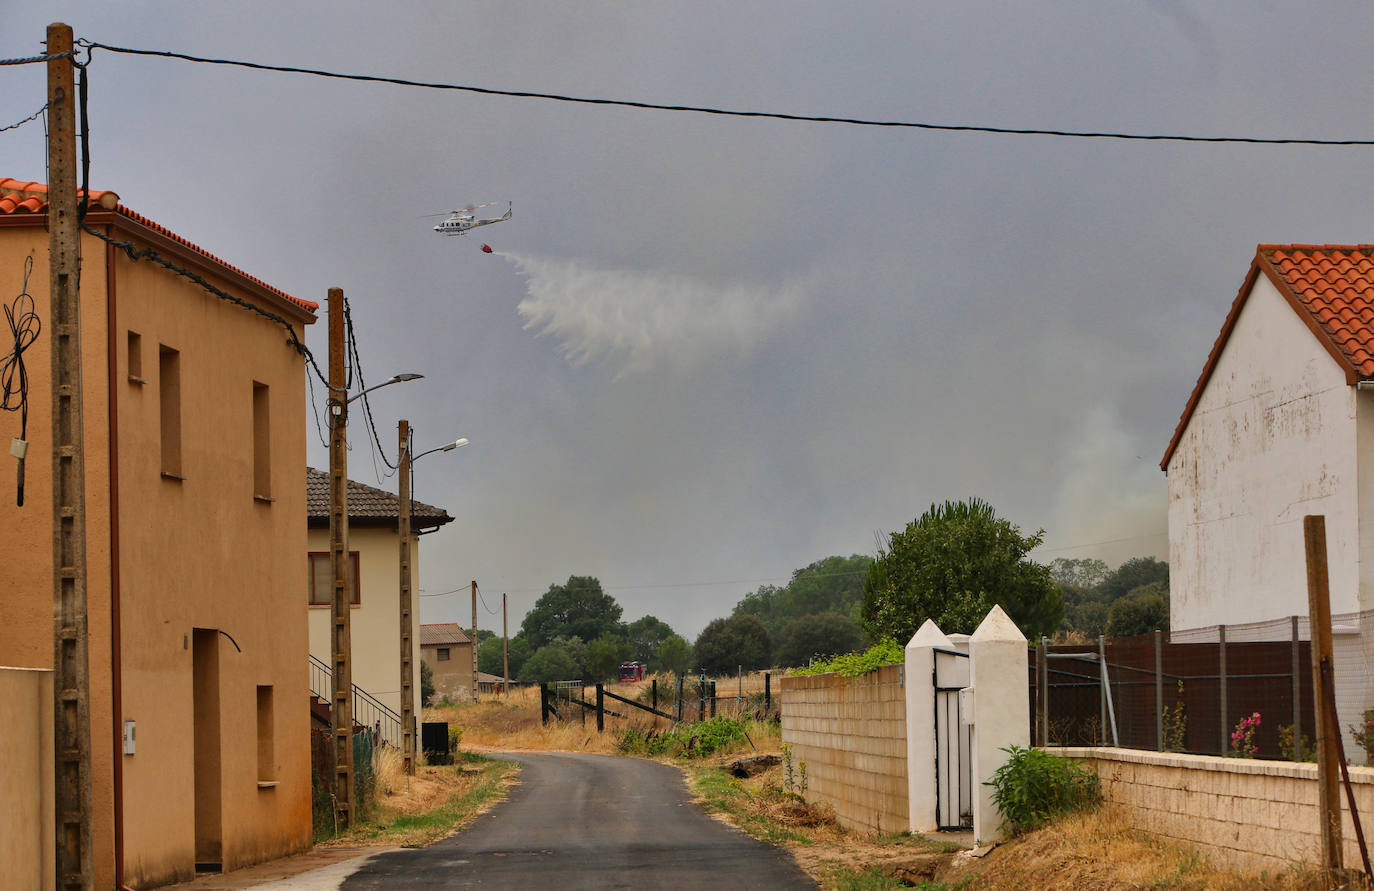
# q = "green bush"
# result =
<box><xmin>987</xmin><ymin>745</ymin><xmax>1101</xmax><ymax>834</ymax></box>
<box><xmin>791</xmin><ymin>639</ymin><xmax>903</xmax><ymax>677</ymax></box>
<box><xmin>616</xmin><ymin>715</ymin><xmax>754</xmax><ymax>759</ymax></box>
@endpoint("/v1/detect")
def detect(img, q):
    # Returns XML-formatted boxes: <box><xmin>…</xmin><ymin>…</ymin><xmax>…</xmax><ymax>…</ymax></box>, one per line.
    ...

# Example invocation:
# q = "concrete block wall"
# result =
<box><xmin>1056</xmin><ymin>746</ymin><xmax>1374</xmax><ymax>872</ymax></box>
<box><xmin>779</xmin><ymin>664</ymin><xmax>907</xmax><ymax>833</ymax></box>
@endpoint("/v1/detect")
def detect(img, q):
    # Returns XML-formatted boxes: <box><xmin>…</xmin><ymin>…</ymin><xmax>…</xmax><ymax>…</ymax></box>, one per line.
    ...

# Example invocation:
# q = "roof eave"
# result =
<box><xmin>95</xmin><ymin>210</ymin><xmax>318</xmax><ymax>325</ymax></box>
<box><xmin>1160</xmin><ymin>249</ymin><xmax>1363</xmax><ymax>471</ymax></box>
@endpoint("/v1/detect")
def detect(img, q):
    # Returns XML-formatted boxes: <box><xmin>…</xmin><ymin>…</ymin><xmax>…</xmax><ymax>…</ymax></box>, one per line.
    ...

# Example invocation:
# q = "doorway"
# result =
<box><xmin>192</xmin><ymin>628</ymin><xmax>222</xmax><ymax>870</ymax></box>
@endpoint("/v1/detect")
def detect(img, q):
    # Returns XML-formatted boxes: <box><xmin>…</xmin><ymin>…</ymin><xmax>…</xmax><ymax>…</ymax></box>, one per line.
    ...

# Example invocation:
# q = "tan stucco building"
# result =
<box><xmin>0</xmin><ymin>178</ymin><xmax>317</xmax><ymax>887</ymax></box>
<box><xmin>305</xmin><ymin>469</ymin><xmax>452</xmax><ymax>738</ymax></box>
<box><xmin>421</xmin><ymin>623</ymin><xmax>476</xmax><ymax>702</ymax></box>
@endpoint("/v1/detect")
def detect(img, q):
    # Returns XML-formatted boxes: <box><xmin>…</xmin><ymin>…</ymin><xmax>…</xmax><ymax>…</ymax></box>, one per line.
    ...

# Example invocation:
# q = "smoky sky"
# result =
<box><xmin>4</xmin><ymin>2</ymin><xmax>1373</xmax><ymax>639</ymax></box>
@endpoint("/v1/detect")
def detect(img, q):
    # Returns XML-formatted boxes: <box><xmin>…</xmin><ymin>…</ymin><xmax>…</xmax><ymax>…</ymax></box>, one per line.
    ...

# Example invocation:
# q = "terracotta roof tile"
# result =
<box><xmin>420</xmin><ymin>623</ymin><xmax>471</xmax><ymax>646</ymax></box>
<box><xmin>0</xmin><ymin>177</ymin><xmax>317</xmax><ymax>313</ymax></box>
<box><xmin>1162</xmin><ymin>244</ymin><xmax>1374</xmax><ymax>469</ymax></box>
<box><xmin>306</xmin><ymin>467</ymin><xmax>453</xmax><ymax>530</ymax></box>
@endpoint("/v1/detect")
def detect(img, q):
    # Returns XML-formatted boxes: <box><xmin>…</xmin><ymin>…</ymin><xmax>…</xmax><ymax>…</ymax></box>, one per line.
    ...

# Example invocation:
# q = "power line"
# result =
<box><xmin>76</xmin><ymin>40</ymin><xmax>1374</xmax><ymax>146</ymax></box>
<box><xmin>0</xmin><ymin>101</ymin><xmax>47</xmax><ymax>134</ymax></box>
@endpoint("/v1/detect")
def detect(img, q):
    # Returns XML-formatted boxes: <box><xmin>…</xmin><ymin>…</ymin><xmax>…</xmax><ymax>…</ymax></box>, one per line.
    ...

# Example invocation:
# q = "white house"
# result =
<box><xmin>1162</xmin><ymin>244</ymin><xmax>1374</xmax><ymax>750</ymax></box>
<box><xmin>305</xmin><ymin>468</ymin><xmax>453</xmax><ymax>730</ymax></box>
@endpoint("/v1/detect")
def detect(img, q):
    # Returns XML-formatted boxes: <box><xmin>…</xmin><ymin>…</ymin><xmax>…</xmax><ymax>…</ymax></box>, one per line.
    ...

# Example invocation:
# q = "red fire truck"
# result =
<box><xmin>618</xmin><ymin>661</ymin><xmax>647</xmax><ymax>683</ymax></box>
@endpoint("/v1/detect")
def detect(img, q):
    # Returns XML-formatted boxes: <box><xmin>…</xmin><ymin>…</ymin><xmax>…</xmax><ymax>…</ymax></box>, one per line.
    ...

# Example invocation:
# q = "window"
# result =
<box><xmin>252</xmin><ymin>382</ymin><xmax>271</xmax><ymax>498</ymax></box>
<box><xmin>307</xmin><ymin>551</ymin><xmax>360</xmax><ymax>606</ymax></box>
<box><xmin>437</xmin><ymin>647</ymin><xmax>451</xmax><ymax>661</ymax></box>
<box><xmin>127</xmin><ymin>331</ymin><xmax>144</xmax><ymax>382</ymax></box>
<box><xmin>256</xmin><ymin>685</ymin><xmax>275</xmax><ymax>784</ymax></box>
<box><xmin>159</xmin><ymin>345</ymin><xmax>181</xmax><ymax>477</ymax></box>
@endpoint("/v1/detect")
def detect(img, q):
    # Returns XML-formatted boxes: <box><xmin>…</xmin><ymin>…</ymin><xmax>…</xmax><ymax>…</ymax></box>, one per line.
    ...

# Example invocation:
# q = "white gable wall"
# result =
<box><xmin>1167</xmin><ymin>274</ymin><xmax>1360</xmax><ymax>630</ymax></box>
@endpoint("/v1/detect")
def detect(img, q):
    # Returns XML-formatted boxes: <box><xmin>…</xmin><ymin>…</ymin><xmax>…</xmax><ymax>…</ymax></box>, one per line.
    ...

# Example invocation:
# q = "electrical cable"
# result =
<box><xmin>476</xmin><ymin>583</ymin><xmax>499</xmax><ymax>616</ymax></box>
<box><xmin>0</xmin><ymin>255</ymin><xmax>39</xmax><ymax>505</ymax></box>
<box><xmin>0</xmin><ymin>52</ymin><xmax>71</xmax><ymax>66</ymax></box>
<box><xmin>78</xmin><ymin>40</ymin><xmax>1374</xmax><ymax>146</ymax></box>
<box><xmin>343</xmin><ymin>296</ymin><xmax>399</xmax><ymax>474</ymax></box>
<box><xmin>0</xmin><ymin>101</ymin><xmax>48</xmax><ymax>135</ymax></box>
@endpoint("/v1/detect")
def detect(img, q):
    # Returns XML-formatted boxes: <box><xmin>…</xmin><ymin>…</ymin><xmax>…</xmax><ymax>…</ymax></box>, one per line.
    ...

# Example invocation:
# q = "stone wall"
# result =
<box><xmin>1056</xmin><ymin>746</ymin><xmax>1374</xmax><ymax>872</ymax></box>
<box><xmin>779</xmin><ymin>665</ymin><xmax>906</xmax><ymax>833</ymax></box>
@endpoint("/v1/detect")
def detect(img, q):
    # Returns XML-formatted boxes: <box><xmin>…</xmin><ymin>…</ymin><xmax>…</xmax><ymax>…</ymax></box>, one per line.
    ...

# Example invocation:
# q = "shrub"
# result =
<box><xmin>1227</xmin><ymin>712</ymin><xmax>1260</xmax><ymax>758</ymax></box>
<box><xmin>987</xmin><ymin>745</ymin><xmax>1101</xmax><ymax>835</ymax></box>
<box><xmin>1350</xmin><ymin>709</ymin><xmax>1374</xmax><ymax>762</ymax></box>
<box><xmin>616</xmin><ymin>715</ymin><xmax>754</xmax><ymax>759</ymax></box>
<box><xmin>1279</xmin><ymin>723</ymin><xmax>1315</xmax><ymax>762</ymax></box>
<box><xmin>791</xmin><ymin>639</ymin><xmax>904</xmax><ymax>677</ymax></box>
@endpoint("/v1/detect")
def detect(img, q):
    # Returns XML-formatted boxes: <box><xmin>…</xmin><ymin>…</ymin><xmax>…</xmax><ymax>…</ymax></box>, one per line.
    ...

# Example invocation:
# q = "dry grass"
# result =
<box><xmin>424</xmin><ymin>684</ymin><xmax>679</xmax><ymax>755</ymax></box>
<box><xmin>951</xmin><ymin>807</ymin><xmax>1355</xmax><ymax>891</ymax></box>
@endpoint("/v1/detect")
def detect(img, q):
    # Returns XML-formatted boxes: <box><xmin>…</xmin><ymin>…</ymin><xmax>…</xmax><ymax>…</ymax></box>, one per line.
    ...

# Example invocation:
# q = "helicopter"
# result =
<box><xmin>430</xmin><ymin>201</ymin><xmax>512</xmax><ymax>237</ymax></box>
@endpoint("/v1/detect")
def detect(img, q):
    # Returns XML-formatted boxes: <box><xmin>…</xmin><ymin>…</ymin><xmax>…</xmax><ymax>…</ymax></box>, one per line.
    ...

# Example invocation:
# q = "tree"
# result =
<box><xmin>519</xmin><ymin>576</ymin><xmax>624</xmax><ymax>650</ymax></box>
<box><xmin>585</xmin><ymin>634</ymin><xmax>633</xmax><ymax>682</ymax></box>
<box><xmin>1106</xmin><ymin>582</ymin><xmax>1170</xmax><ymax>637</ymax></box>
<box><xmin>626</xmin><ymin>615</ymin><xmax>677</xmax><ymax>666</ymax></box>
<box><xmin>656</xmin><ymin>634</ymin><xmax>693</xmax><ymax>677</ymax></box>
<box><xmin>1048</xmin><ymin>557</ymin><xmax>1109</xmax><ymax>591</ymax></box>
<box><xmin>732</xmin><ymin>555</ymin><xmax>873</xmax><ymax>640</ymax></box>
<box><xmin>517</xmin><ymin>645</ymin><xmax>579</xmax><ymax>684</ymax></box>
<box><xmin>420</xmin><ymin>659</ymin><xmax>435</xmax><ymax>706</ymax></box>
<box><xmin>775</xmin><ymin>611</ymin><xmax>865</xmax><ymax>668</ymax></box>
<box><xmin>694</xmin><ymin>616</ymin><xmax>772</xmax><ymax>676</ymax></box>
<box><xmin>862</xmin><ymin>498</ymin><xmax>1063</xmax><ymax>643</ymax></box>
<box><xmin>478</xmin><ymin>635</ymin><xmax>533</xmax><ymax>678</ymax></box>
<box><xmin>1070</xmin><ymin>601</ymin><xmax>1110</xmax><ymax>638</ymax></box>
<box><xmin>1097</xmin><ymin>557</ymin><xmax>1169</xmax><ymax>602</ymax></box>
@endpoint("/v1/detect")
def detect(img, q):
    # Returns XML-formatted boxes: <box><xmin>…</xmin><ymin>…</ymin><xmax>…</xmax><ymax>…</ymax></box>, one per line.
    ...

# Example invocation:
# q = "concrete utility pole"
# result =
<box><xmin>47</xmin><ymin>22</ymin><xmax>94</xmax><ymax>891</ymax></box>
<box><xmin>397</xmin><ymin>420</ymin><xmax>416</xmax><ymax>774</ymax></box>
<box><xmin>328</xmin><ymin>287</ymin><xmax>354</xmax><ymax>828</ymax></box>
<box><xmin>471</xmin><ymin>580</ymin><xmax>478</xmax><ymax>698</ymax></box>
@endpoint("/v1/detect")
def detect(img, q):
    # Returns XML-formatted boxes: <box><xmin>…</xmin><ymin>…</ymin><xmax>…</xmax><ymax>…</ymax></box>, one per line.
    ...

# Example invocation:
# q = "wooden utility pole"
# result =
<box><xmin>48</xmin><ymin>22</ymin><xmax>94</xmax><ymax>891</ymax></box>
<box><xmin>502</xmin><ymin>593</ymin><xmax>509</xmax><ymax>698</ymax></box>
<box><xmin>397</xmin><ymin>420</ymin><xmax>416</xmax><ymax>774</ymax></box>
<box><xmin>1305</xmin><ymin>515</ymin><xmax>1342</xmax><ymax>872</ymax></box>
<box><xmin>471</xmin><ymin>580</ymin><xmax>478</xmax><ymax>697</ymax></box>
<box><xmin>328</xmin><ymin>287</ymin><xmax>354</xmax><ymax>828</ymax></box>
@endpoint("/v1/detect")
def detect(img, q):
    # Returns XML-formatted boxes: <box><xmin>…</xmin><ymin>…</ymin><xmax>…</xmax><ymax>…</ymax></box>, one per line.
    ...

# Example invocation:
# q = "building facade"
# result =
<box><xmin>0</xmin><ymin>178</ymin><xmax>317</xmax><ymax>887</ymax></box>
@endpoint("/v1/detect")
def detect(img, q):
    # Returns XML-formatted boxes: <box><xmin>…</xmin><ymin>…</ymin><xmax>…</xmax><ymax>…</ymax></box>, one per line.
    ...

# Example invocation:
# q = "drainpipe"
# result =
<box><xmin>106</xmin><ymin>235</ymin><xmax>125</xmax><ymax>888</ymax></box>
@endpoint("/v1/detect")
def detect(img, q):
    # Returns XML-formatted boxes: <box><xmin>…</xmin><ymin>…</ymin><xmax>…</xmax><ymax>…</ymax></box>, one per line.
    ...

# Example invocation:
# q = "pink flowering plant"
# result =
<box><xmin>1229</xmin><ymin>711</ymin><xmax>1261</xmax><ymax>758</ymax></box>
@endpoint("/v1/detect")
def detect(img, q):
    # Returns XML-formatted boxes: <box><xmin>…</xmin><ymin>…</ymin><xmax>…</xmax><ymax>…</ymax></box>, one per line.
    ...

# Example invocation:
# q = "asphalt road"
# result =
<box><xmin>340</xmin><ymin>752</ymin><xmax>818</xmax><ymax>890</ymax></box>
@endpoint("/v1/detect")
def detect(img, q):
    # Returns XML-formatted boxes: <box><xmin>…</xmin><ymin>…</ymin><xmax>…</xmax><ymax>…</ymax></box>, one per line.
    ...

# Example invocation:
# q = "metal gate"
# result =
<box><xmin>934</xmin><ymin>647</ymin><xmax>973</xmax><ymax>831</ymax></box>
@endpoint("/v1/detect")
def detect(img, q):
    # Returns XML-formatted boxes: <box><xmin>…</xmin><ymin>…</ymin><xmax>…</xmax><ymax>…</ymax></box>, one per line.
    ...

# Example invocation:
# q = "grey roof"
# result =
<box><xmin>306</xmin><ymin>467</ymin><xmax>453</xmax><ymax>530</ymax></box>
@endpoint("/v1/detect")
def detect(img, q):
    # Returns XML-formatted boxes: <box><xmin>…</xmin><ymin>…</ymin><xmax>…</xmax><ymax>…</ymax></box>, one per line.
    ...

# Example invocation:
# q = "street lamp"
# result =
<box><xmin>397</xmin><ymin>422</ymin><xmax>468</xmax><ymax>774</ymax></box>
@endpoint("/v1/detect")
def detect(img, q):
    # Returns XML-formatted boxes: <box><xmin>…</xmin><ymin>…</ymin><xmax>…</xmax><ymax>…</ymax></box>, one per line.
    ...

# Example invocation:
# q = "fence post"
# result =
<box><xmin>1305</xmin><ymin>515</ymin><xmax>1343</xmax><ymax>873</ymax></box>
<box><xmin>596</xmin><ymin>683</ymin><xmax>605</xmax><ymax>733</ymax></box>
<box><xmin>677</xmin><ymin>675</ymin><xmax>685</xmax><ymax>722</ymax></box>
<box><xmin>580</xmin><ymin>683</ymin><xmax>587</xmax><ymax>727</ymax></box>
<box><xmin>1154</xmin><ymin>630</ymin><xmax>1163</xmax><ymax>751</ymax></box>
<box><xmin>710</xmin><ymin>681</ymin><xmax>717</xmax><ymax>718</ymax></box>
<box><xmin>698</xmin><ymin>678</ymin><xmax>705</xmax><ymax>722</ymax></box>
<box><xmin>765</xmin><ymin>672</ymin><xmax>771</xmax><ymax>713</ymax></box>
<box><xmin>970</xmin><ymin>606</ymin><xmax>1029</xmax><ymax>844</ymax></box>
<box><xmin>652</xmin><ymin>679</ymin><xmax>658</xmax><ymax>713</ymax></box>
<box><xmin>540</xmin><ymin>683</ymin><xmax>549</xmax><ymax>725</ymax></box>
<box><xmin>1218</xmin><ymin>624</ymin><xmax>1228</xmax><ymax>755</ymax></box>
<box><xmin>1291</xmin><ymin>615</ymin><xmax>1301</xmax><ymax>760</ymax></box>
<box><xmin>1097</xmin><ymin>635</ymin><xmax>1107</xmax><ymax>744</ymax></box>
<box><xmin>1035</xmin><ymin>637</ymin><xmax>1047</xmax><ymax>746</ymax></box>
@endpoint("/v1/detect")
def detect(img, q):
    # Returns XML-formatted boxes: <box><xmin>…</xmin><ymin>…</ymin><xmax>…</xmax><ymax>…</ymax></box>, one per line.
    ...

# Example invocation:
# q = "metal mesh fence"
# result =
<box><xmin>1032</xmin><ymin>628</ymin><xmax>1318</xmax><ymax>759</ymax></box>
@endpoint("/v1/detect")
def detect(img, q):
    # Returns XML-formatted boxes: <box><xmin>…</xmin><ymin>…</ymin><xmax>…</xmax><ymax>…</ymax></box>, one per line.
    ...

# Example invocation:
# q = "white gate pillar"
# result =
<box><xmin>905</xmin><ymin>619</ymin><xmax>952</xmax><ymax>832</ymax></box>
<box><xmin>969</xmin><ymin>605</ymin><xmax>1028</xmax><ymax>844</ymax></box>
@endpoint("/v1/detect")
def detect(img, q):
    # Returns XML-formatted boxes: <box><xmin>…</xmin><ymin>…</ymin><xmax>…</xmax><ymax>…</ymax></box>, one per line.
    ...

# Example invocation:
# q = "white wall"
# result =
<box><xmin>306</xmin><ymin>526</ymin><xmax>422</xmax><ymax>717</ymax></box>
<box><xmin>1168</xmin><ymin>273</ymin><xmax>1361</xmax><ymax>629</ymax></box>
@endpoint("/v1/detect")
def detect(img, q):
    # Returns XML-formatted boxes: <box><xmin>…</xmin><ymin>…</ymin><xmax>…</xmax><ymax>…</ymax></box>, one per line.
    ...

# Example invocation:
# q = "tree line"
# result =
<box><xmin>460</xmin><ymin>499</ymin><xmax>1168</xmax><ymax>687</ymax></box>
